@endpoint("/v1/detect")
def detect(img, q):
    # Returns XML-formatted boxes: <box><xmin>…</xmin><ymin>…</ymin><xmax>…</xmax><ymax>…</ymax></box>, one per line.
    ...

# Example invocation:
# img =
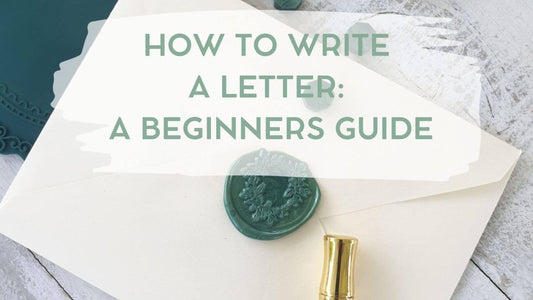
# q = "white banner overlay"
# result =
<box><xmin>56</xmin><ymin>10</ymin><xmax>483</xmax><ymax>180</ymax></box>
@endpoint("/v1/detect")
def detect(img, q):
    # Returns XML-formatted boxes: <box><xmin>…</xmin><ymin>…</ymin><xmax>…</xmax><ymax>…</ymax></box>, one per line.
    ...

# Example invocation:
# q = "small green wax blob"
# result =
<box><xmin>346</xmin><ymin>22</ymin><xmax>376</xmax><ymax>55</ymax></box>
<box><xmin>274</xmin><ymin>0</ymin><xmax>302</xmax><ymax>10</ymax></box>
<box><xmin>303</xmin><ymin>80</ymin><xmax>334</xmax><ymax>112</ymax></box>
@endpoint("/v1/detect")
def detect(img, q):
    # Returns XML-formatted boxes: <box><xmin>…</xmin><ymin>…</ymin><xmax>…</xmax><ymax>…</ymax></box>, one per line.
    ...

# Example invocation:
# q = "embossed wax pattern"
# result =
<box><xmin>224</xmin><ymin>149</ymin><xmax>321</xmax><ymax>240</ymax></box>
<box><xmin>0</xmin><ymin>0</ymin><xmax>116</xmax><ymax>158</ymax></box>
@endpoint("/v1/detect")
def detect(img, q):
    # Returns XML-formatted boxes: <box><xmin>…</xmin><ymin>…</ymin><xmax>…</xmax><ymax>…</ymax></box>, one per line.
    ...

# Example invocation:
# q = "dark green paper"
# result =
<box><xmin>0</xmin><ymin>0</ymin><xmax>116</xmax><ymax>158</ymax></box>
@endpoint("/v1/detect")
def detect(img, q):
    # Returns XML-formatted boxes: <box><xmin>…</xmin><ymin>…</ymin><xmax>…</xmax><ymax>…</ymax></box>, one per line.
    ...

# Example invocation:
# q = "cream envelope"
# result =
<box><xmin>0</xmin><ymin>0</ymin><xmax>521</xmax><ymax>299</ymax></box>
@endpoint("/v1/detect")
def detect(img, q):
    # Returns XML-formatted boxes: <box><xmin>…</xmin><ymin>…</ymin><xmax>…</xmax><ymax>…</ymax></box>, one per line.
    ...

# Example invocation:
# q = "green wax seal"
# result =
<box><xmin>274</xmin><ymin>0</ymin><xmax>302</xmax><ymax>10</ymax></box>
<box><xmin>224</xmin><ymin>149</ymin><xmax>320</xmax><ymax>240</ymax></box>
<box><xmin>346</xmin><ymin>22</ymin><xmax>376</xmax><ymax>56</ymax></box>
<box><xmin>302</xmin><ymin>80</ymin><xmax>334</xmax><ymax>112</ymax></box>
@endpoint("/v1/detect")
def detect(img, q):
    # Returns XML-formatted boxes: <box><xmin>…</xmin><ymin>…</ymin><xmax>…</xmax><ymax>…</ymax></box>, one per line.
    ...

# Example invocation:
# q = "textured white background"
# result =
<box><xmin>0</xmin><ymin>0</ymin><xmax>532</xmax><ymax>299</ymax></box>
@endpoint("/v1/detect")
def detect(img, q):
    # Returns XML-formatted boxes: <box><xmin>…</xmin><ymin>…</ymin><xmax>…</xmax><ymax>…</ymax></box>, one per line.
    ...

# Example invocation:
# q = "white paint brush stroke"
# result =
<box><xmin>52</xmin><ymin>21</ymin><xmax>106</xmax><ymax>108</ymax></box>
<box><xmin>51</xmin><ymin>10</ymin><xmax>483</xmax><ymax>181</ymax></box>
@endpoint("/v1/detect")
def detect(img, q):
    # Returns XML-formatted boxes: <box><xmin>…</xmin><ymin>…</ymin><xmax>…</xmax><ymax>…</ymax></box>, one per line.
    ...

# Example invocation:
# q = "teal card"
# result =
<box><xmin>0</xmin><ymin>0</ymin><xmax>116</xmax><ymax>158</ymax></box>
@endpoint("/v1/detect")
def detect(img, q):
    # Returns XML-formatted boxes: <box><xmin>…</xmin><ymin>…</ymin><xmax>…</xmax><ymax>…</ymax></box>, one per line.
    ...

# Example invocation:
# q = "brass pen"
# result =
<box><xmin>320</xmin><ymin>235</ymin><xmax>358</xmax><ymax>300</ymax></box>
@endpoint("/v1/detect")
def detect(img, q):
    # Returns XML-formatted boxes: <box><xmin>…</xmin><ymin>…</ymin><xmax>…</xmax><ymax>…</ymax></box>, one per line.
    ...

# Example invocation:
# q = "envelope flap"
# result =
<box><xmin>318</xmin><ymin>130</ymin><xmax>521</xmax><ymax>216</ymax></box>
<box><xmin>4</xmin><ymin>115</ymin><xmax>520</xmax><ymax>218</ymax></box>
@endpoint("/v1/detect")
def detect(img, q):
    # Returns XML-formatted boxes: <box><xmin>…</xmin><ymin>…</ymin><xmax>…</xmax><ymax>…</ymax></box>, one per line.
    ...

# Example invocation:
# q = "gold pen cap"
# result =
<box><xmin>319</xmin><ymin>235</ymin><xmax>358</xmax><ymax>300</ymax></box>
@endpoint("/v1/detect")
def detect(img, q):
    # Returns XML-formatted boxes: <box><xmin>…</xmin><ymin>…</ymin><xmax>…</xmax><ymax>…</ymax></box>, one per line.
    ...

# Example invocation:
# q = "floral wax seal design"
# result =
<box><xmin>224</xmin><ymin>149</ymin><xmax>320</xmax><ymax>240</ymax></box>
<box><xmin>274</xmin><ymin>0</ymin><xmax>302</xmax><ymax>11</ymax></box>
